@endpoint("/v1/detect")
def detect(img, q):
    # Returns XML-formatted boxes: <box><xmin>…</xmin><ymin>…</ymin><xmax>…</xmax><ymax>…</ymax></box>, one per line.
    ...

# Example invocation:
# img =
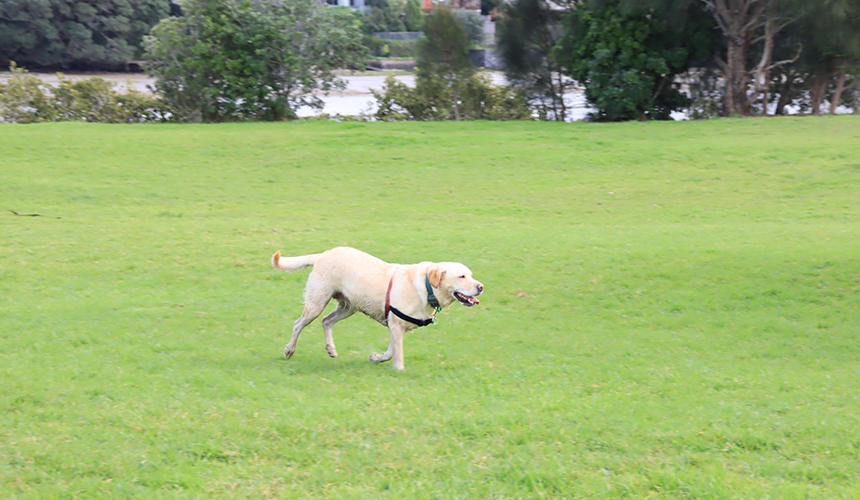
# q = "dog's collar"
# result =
<box><xmin>389</xmin><ymin>305</ymin><xmax>434</xmax><ymax>327</ymax></box>
<box><xmin>384</xmin><ymin>271</ymin><xmax>438</xmax><ymax>327</ymax></box>
<box><xmin>425</xmin><ymin>273</ymin><xmax>442</xmax><ymax>312</ymax></box>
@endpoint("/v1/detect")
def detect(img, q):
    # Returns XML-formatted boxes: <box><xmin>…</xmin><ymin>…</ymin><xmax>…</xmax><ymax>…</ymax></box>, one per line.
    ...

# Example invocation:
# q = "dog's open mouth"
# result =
<box><xmin>454</xmin><ymin>291</ymin><xmax>480</xmax><ymax>307</ymax></box>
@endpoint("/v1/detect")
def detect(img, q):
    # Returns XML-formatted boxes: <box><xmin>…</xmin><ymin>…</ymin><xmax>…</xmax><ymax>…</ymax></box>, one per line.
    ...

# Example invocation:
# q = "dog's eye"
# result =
<box><xmin>458</xmin><ymin>275</ymin><xmax>466</xmax><ymax>279</ymax></box>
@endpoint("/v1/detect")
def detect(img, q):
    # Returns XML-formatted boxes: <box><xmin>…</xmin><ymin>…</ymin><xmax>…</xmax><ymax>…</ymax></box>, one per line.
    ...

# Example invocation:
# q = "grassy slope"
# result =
<box><xmin>0</xmin><ymin>117</ymin><xmax>858</xmax><ymax>498</ymax></box>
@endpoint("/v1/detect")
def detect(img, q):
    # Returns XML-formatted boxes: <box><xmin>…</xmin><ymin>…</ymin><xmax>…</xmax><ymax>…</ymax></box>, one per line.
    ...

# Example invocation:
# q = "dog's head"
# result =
<box><xmin>427</xmin><ymin>262</ymin><xmax>484</xmax><ymax>307</ymax></box>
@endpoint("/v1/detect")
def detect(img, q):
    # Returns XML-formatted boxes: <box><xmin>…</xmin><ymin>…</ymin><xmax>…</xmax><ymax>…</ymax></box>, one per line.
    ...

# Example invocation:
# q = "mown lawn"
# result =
<box><xmin>1</xmin><ymin>117</ymin><xmax>858</xmax><ymax>498</ymax></box>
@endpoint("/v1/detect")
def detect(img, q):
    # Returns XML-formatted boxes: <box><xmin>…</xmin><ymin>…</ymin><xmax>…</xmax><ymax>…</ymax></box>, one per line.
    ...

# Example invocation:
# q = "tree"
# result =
<box><xmin>452</xmin><ymin>10</ymin><xmax>488</xmax><ymax>47</ymax></box>
<box><xmin>701</xmin><ymin>0</ymin><xmax>858</xmax><ymax>116</ymax></box>
<box><xmin>143</xmin><ymin>0</ymin><xmax>367</xmax><ymax>122</ymax></box>
<box><xmin>404</xmin><ymin>0</ymin><xmax>424</xmax><ymax>31</ymax></box>
<box><xmin>372</xmin><ymin>8</ymin><xmax>530</xmax><ymax>121</ymax></box>
<box><xmin>701</xmin><ymin>0</ymin><xmax>802</xmax><ymax>115</ymax></box>
<box><xmin>557</xmin><ymin>0</ymin><xmax>718</xmax><ymax>121</ymax></box>
<box><xmin>496</xmin><ymin>0</ymin><xmax>576</xmax><ymax>120</ymax></box>
<box><xmin>780</xmin><ymin>0</ymin><xmax>859</xmax><ymax>114</ymax></box>
<box><xmin>0</xmin><ymin>0</ymin><xmax>171</xmax><ymax>69</ymax></box>
<box><xmin>415</xmin><ymin>8</ymin><xmax>475</xmax><ymax>120</ymax></box>
<box><xmin>364</xmin><ymin>0</ymin><xmax>406</xmax><ymax>32</ymax></box>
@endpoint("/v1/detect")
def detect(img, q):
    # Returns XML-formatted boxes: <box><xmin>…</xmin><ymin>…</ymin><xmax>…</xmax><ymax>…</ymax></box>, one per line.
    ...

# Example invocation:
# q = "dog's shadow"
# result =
<box><xmin>271</xmin><ymin>352</ymin><xmax>409</xmax><ymax>376</ymax></box>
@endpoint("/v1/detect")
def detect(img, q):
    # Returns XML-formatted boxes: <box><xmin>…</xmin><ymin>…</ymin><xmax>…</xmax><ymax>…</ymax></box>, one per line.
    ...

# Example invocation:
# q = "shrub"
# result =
<box><xmin>461</xmin><ymin>73</ymin><xmax>532</xmax><ymax>120</ymax></box>
<box><xmin>372</xmin><ymin>9</ymin><xmax>530</xmax><ymax>121</ymax></box>
<box><xmin>0</xmin><ymin>63</ymin><xmax>167</xmax><ymax>123</ymax></box>
<box><xmin>452</xmin><ymin>10</ymin><xmax>487</xmax><ymax>48</ymax></box>
<box><xmin>386</xmin><ymin>39</ymin><xmax>418</xmax><ymax>58</ymax></box>
<box><xmin>0</xmin><ymin>63</ymin><xmax>57</xmax><ymax>123</ymax></box>
<box><xmin>372</xmin><ymin>74</ymin><xmax>530</xmax><ymax>121</ymax></box>
<box><xmin>53</xmin><ymin>77</ymin><xmax>167</xmax><ymax>123</ymax></box>
<box><xmin>143</xmin><ymin>0</ymin><xmax>367</xmax><ymax>122</ymax></box>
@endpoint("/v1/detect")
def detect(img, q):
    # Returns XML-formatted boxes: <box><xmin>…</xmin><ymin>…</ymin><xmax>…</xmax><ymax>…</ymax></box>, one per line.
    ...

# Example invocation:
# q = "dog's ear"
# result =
<box><xmin>427</xmin><ymin>265</ymin><xmax>446</xmax><ymax>288</ymax></box>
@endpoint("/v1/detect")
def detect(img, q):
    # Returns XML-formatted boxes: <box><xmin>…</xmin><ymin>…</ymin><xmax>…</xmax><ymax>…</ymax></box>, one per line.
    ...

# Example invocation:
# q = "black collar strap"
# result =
<box><xmin>384</xmin><ymin>271</ymin><xmax>437</xmax><ymax>328</ymax></box>
<box><xmin>425</xmin><ymin>273</ymin><xmax>442</xmax><ymax>311</ymax></box>
<box><xmin>389</xmin><ymin>306</ymin><xmax>434</xmax><ymax>327</ymax></box>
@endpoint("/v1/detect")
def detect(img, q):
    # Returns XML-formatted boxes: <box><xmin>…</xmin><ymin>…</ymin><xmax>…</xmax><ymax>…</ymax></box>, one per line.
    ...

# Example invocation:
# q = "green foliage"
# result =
<box><xmin>52</xmin><ymin>77</ymin><xmax>165</xmax><ymax>123</ymax></box>
<box><xmin>372</xmin><ymin>76</ymin><xmax>427</xmax><ymax>120</ymax></box>
<box><xmin>369</xmin><ymin>37</ymin><xmax>418</xmax><ymax>58</ymax></box>
<box><xmin>415</xmin><ymin>9</ymin><xmax>474</xmax><ymax>120</ymax></box>
<box><xmin>452</xmin><ymin>10</ymin><xmax>487</xmax><ymax>48</ymax></box>
<box><xmin>770</xmin><ymin>0</ymin><xmax>860</xmax><ymax>113</ymax></box>
<box><xmin>496</xmin><ymin>0</ymin><xmax>573</xmax><ymax>120</ymax></box>
<box><xmin>143</xmin><ymin>0</ymin><xmax>367</xmax><ymax>122</ymax></box>
<box><xmin>404</xmin><ymin>0</ymin><xmax>424</xmax><ymax>31</ymax></box>
<box><xmin>364</xmin><ymin>0</ymin><xmax>406</xmax><ymax>32</ymax></box>
<box><xmin>0</xmin><ymin>0</ymin><xmax>171</xmax><ymax>68</ymax></box>
<box><xmin>362</xmin><ymin>0</ymin><xmax>424</xmax><ymax>32</ymax></box>
<box><xmin>372</xmin><ymin>73</ymin><xmax>531</xmax><ymax>120</ymax></box>
<box><xmin>1</xmin><ymin>117</ymin><xmax>859</xmax><ymax>497</ymax></box>
<box><xmin>0</xmin><ymin>63</ymin><xmax>56</xmax><ymax>122</ymax></box>
<box><xmin>459</xmin><ymin>73</ymin><xmax>532</xmax><ymax>120</ymax></box>
<box><xmin>556</xmin><ymin>0</ymin><xmax>717</xmax><ymax>121</ymax></box>
<box><xmin>373</xmin><ymin>9</ymin><xmax>529</xmax><ymax>121</ymax></box>
<box><xmin>416</xmin><ymin>9</ymin><xmax>474</xmax><ymax>80</ymax></box>
<box><xmin>0</xmin><ymin>63</ymin><xmax>165</xmax><ymax>123</ymax></box>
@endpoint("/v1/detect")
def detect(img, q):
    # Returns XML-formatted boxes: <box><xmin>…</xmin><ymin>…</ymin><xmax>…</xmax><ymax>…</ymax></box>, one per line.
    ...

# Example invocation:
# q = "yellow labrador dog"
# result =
<box><xmin>271</xmin><ymin>246</ymin><xmax>484</xmax><ymax>370</ymax></box>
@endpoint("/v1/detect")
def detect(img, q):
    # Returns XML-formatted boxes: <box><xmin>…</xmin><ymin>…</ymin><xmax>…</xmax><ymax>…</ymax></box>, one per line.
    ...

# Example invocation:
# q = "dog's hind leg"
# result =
<box><xmin>369</xmin><ymin>346</ymin><xmax>392</xmax><ymax>364</ymax></box>
<box><xmin>285</xmin><ymin>309</ymin><xmax>321</xmax><ymax>360</ymax></box>
<box><xmin>321</xmin><ymin>295</ymin><xmax>354</xmax><ymax>358</ymax></box>
<box><xmin>284</xmin><ymin>277</ymin><xmax>331</xmax><ymax>360</ymax></box>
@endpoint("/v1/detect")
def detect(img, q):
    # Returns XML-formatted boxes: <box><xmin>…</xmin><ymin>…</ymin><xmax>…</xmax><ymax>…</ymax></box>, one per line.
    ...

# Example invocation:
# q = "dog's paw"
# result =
<box><xmin>284</xmin><ymin>346</ymin><xmax>296</xmax><ymax>360</ymax></box>
<box><xmin>369</xmin><ymin>352</ymin><xmax>386</xmax><ymax>363</ymax></box>
<box><xmin>326</xmin><ymin>345</ymin><xmax>338</xmax><ymax>358</ymax></box>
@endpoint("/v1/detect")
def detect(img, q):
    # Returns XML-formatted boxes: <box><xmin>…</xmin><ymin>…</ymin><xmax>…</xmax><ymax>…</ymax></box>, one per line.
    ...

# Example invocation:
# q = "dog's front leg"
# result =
<box><xmin>390</xmin><ymin>324</ymin><xmax>406</xmax><ymax>371</ymax></box>
<box><xmin>369</xmin><ymin>323</ymin><xmax>406</xmax><ymax>370</ymax></box>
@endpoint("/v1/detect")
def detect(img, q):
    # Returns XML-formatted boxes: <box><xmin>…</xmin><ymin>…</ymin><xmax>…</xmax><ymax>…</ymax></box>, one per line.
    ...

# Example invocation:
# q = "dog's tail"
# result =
<box><xmin>271</xmin><ymin>251</ymin><xmax>321</xmax><ymax>272</ymax></box>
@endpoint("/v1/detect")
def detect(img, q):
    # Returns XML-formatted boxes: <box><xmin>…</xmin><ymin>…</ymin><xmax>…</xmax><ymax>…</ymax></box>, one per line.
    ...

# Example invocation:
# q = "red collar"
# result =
<box><xmin>384</xmin><ymin>272</ymin><xmax>395</xmax><ymax>317</ymax></box>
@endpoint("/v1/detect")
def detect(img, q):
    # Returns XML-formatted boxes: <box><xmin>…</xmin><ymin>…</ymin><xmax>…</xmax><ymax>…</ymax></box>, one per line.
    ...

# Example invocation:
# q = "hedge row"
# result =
<box><xmin>0</xmin><ymin>64</ymin><xmax>167</xmax><ymax>123</ymax></box>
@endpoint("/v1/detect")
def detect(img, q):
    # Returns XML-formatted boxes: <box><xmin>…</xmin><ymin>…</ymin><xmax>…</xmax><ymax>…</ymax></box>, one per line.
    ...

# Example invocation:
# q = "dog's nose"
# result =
<box><xmin>476</xmin><ymin>282</ymin><xmax>484</xmax><ymax>294</ymax></box>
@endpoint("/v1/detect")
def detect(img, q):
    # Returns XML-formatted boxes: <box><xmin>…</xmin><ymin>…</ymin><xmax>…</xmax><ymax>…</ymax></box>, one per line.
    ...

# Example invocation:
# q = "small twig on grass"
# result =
<box><xmin>9</xmin><ymin>210</ymin><xmax>62</xmax><ymax>219</ymax></box>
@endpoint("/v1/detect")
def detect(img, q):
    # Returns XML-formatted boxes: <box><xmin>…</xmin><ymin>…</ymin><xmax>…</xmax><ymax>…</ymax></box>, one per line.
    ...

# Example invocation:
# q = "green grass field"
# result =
<box><xmin>1</xmin><ymin>117</ymin><xmax>858</xmax><ymax>498</ymax></box>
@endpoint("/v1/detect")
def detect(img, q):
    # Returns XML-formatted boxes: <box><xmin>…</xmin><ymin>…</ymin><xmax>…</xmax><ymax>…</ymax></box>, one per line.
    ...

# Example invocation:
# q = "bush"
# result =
<box><xmin>143</xmin><ymin>0</ymin><xmax>367</xmax><ymax>122</ymax></box>
<box><xmin>460</xmin><ymin>73</ymin><xmax>532</xmax><ymax>120</ymax></box>
<box><xmin>386</xmin><ymin>39</ymin><xmax>418</xmax><ymax>58</ymax></box>
<box><xmin>0</xmin><ymin>63</ymin><xmax>57</xmax><ymax>123</ymax></box>
<box><xmin>372</xmin><ymin>9</ymin><xmax>529</xmax><ymax>121</ymax></box>
<box><xmin>556</xmin><ymin>0</ymin><xmax>718</xmax><ymax>121</ymax></box>
<box><xmin>53</xmin><ymin>77</ymin><xmax>167</xmax><ymax>123</ymax></box>
<box><xmin>0</xmin><ymin>63</ymin><xmax>167</xmax><ymax>123</ymax></box>
<box><xmin>372</xmin><ymin>74</ymin><xmax>531</xmax><ymax>121</ymax></box>
<box><xmin>452</xmin><ymin>10</ymin><xmax>487</xmax><ymax>48</ymax></box>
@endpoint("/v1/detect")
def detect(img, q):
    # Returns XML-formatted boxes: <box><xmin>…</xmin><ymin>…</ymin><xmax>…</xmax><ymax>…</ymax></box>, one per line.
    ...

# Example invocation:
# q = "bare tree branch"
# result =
<box><xmin>763</xmin><ymin>44</ymin><xmax>803</xmax><ymax>72</ymax></box>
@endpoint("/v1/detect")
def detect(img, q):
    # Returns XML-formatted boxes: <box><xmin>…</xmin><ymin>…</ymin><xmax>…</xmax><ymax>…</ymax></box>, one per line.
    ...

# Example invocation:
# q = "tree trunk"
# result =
<box><xmin>705</xmin><ymin>0</ymin><xmax>776</xmax><ymax>116</ymax></box>
<box><xmin>773</xmin><ymin>70</ymin><xmax>795</xmax><ymax>115</ymax></box>
<box><xmin>750</xmin><ymin>14</ymin><xmax>776</xmax><ymax>114</ymax></box>
<box><xmin>726</xmin><ymin>37</ymin><xmax>749</xmax><ymax>115</ymax></box>
<box><xmin>830</xmin><ymin>68</ymin><xmax>846</xmax><ymax>114</ymax></box>
<box><xmin>553</xmin><ymin>71</ymin><xmax>567</xmax><ymax>122</ymax></box>
<box><xmin>810</xmin><ymin>70</ymin><xmax>828</xmax><ymax>115</ymax></box>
